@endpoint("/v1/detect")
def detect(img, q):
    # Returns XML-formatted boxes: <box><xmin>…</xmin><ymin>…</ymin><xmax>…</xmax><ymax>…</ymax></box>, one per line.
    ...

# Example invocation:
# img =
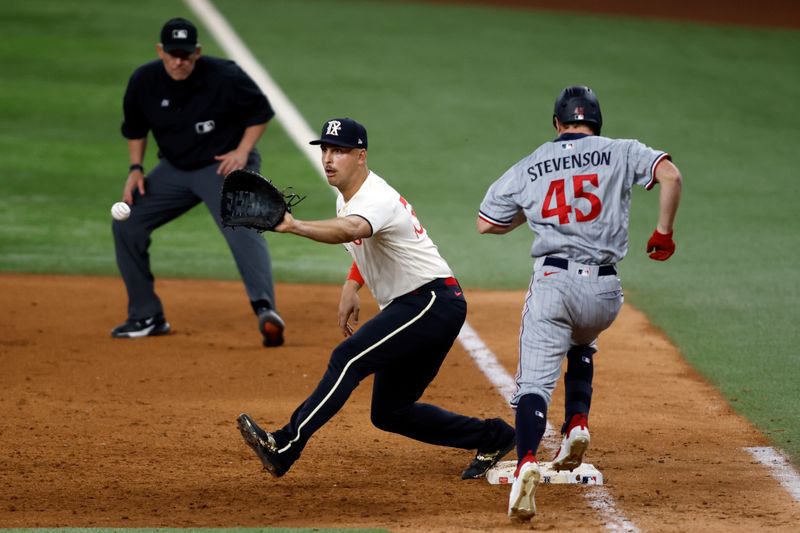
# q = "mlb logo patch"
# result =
<box><xmin>195</xmin><ymin>120</ymin><xmax>215</xmax><ymax>134</ymax></box>
<box><xmin>561</xmin><ymin>142</ymin><xmax>574</xmax><ymax>150</ymax></box>
<box><xmin>172</xmin><ymin>29</ymin><xmax>189</xmax><ymax>39</ymax></box>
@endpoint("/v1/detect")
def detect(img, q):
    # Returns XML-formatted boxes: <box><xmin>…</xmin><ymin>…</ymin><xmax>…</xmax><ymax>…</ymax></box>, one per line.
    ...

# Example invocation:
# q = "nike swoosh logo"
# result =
<box><xmin>543</xmin><ymin>271</ymin><xmax>559</xmax><ymax>277</ymax></box>
<box><xmin>454</xmin><ymin>291</ymin><xmax>463</xmax><ymax>297</ymax></box>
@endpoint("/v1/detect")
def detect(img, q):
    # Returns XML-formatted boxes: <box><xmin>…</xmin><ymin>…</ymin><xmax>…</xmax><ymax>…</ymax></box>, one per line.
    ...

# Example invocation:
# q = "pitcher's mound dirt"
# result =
<box><xmin>0</xmin><ymin>274</ymin><xmax>797</xmax><ymax>531</ymax></box>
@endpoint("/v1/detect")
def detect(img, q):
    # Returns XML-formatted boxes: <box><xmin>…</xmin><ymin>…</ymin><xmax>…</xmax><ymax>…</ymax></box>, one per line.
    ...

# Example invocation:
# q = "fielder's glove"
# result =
<box><xmin>646</xmin><ymin>229</ymin><xmax>675</xmax><ymax>261</ymax></box>
<box><xmin>220</xmin><ymin>169</ymin><xmax>305</xmax><ymax>232</ymax></box>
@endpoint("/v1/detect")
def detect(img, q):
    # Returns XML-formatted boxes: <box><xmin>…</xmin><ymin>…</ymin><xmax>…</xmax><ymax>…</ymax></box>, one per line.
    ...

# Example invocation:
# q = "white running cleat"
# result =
<box><xmin>551</xmin><ymin>413</ymin><xmax>590</xmax><ymax>471</ymax></box>
<box><xmin>508</xmin><ymin>453</ymin><xmax>541</xmax><ymax>522</ymax></box>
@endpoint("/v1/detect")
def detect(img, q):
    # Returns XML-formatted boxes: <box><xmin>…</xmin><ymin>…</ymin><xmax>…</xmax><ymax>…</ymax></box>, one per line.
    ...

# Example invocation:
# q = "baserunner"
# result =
<box><xmin>477</xmin><ymin>86</ymin><xmax>683</xmax><ymax>522</ymax></box>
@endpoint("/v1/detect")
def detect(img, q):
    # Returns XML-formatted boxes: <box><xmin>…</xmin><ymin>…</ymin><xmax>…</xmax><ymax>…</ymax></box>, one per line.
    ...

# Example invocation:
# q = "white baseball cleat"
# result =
<box><xmin>508</xmin><ymin>453</ymin><xmax>541</xmax><ymax>522</ymax></box>
<box><xmin>551</xmin><ymin>413</ymin><xmax>590</xmax><ymax>471</ymax></box>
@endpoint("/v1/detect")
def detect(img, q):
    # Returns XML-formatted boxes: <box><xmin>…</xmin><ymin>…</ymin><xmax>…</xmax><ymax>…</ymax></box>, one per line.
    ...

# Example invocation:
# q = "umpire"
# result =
<box><xmin>112</xmin><ymin>17</ymin><xmax>285</xmax><ymax>347</ymax></box>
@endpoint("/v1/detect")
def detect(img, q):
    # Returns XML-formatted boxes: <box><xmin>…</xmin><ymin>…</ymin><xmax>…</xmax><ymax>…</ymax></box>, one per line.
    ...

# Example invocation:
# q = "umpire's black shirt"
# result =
<box><xmin>121</xmin><ymin>56</ymin><xmax>275</xmax><ymax>170</ymax></box>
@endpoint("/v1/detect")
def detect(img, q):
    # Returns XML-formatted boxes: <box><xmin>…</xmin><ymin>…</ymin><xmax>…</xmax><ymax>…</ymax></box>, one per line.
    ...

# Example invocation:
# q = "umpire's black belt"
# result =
<box><xmin>543</xmin><ymin>257</ymin><xmax>617</xmax><ymax>276</ymax></box>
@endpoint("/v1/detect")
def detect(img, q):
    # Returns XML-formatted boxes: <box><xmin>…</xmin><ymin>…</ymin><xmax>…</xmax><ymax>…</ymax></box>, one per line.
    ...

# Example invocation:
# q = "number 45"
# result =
<box><xmin>541</xmin><ymin>173</ymin><xmax>602</xmax><ymax>224</ymax></box>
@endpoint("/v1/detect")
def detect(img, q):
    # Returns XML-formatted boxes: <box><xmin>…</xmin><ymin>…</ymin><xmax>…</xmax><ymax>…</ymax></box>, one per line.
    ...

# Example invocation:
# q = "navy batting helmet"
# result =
<box><xmin>553</xmin><ymin>86</ymin><xmax>602</xmax><ymax>135</ymax></box>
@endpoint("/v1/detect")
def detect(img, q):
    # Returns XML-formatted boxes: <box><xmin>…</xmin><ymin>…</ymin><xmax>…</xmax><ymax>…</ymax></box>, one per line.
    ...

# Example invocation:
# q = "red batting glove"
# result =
<box><xmin>646</xmin><ymin>229</ymin><xmax>675</xmax><ymax>261</ymax></box>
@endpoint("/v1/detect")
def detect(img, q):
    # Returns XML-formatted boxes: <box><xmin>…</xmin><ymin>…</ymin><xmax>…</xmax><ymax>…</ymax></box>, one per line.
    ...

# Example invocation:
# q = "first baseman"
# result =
<box><xmin>477</xmin><ymin>86</ymin><xmax>682</xmax><ymax>521</ymax></box>
<box><xmin>112</xmin><ymin>17</ymin><xmax>285</xmax><ymax>346</ymax></box>
<box><xmin>237</xmin><ymin>118</ymin><xmax>515</xmax><ymax>480</ymax></box>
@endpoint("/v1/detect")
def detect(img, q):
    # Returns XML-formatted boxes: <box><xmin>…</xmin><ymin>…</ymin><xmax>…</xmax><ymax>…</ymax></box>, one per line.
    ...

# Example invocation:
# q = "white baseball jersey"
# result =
<box><xmin>338</xmin><ymin>171</ymin><xmax>453</xmax><ymax>309</ymax></box>
<box><xmin>479</xmin><ymin>134</ymin><xmax>669</xmax><ymax>264</ymax></box>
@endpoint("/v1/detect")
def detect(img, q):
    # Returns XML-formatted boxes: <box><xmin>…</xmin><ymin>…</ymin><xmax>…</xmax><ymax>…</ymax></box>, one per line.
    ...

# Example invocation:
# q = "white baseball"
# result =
<box><xmin>111</xmin><ymin>202</ymin><xmax>131</xmax><ymax>221</ymax></box>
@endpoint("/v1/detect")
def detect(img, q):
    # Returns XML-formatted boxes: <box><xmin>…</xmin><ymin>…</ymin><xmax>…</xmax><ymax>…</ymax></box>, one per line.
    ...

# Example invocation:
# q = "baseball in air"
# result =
<box><xmin>111</xmin><ymin>202</ymin><xmax>131</xmax><ymax>221</ymax></box>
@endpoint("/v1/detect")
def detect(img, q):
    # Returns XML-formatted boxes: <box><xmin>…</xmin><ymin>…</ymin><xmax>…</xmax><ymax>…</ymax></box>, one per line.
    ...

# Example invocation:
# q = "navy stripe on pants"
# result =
<box><xmin>271</xmin><ymin>279</ymin><xmax>494</xmax><ymax>465</ymax></box>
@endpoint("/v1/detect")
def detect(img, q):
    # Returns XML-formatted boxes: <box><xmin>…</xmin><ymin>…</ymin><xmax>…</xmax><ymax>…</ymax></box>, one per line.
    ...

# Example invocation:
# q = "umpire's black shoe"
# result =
<box><xmin>237</xmin><ymin>413</ymin><xmax>290</xmax><ymax>477</ymax></box>
<box><xmin>111</xmin><ymin>313</ymin><xmax>170</xmax><ymax>338</ymax></box>
<box><xmin>461</xmin><ymin>419</ymin><xmax>516</xmax><ymax>479</ymax></box>
<box><xmin>257</xmin><ymin>308</ymin><xmax>285</xmax><ymax>347</ymax></box>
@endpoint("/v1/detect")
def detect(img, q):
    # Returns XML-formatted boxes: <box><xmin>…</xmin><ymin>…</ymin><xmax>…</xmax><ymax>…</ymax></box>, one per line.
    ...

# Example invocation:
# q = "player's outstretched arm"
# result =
<box><xmin>275</xmin><ymin>213</ymin><xmax>372</xmax><ymax>244</ymax></box>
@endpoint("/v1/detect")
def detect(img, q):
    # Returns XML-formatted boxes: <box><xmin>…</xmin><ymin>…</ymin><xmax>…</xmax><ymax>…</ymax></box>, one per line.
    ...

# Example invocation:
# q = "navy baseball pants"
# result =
<box><xmin>269</xmin><ymin>277</ymin><xmax>506</xmax><ymax>467</ymax></box>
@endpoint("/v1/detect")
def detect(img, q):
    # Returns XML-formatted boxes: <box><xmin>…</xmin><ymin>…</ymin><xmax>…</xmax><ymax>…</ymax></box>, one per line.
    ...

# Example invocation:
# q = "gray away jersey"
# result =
<box><xmin>479</xmin><ymin>134</ymin><xmax>669</xmax><ymax>264</ymax></box>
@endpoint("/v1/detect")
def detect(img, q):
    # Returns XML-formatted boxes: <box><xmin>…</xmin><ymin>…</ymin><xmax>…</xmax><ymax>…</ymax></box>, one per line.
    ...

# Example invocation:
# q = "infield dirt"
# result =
<box><xmin>1</xmin><ymin>274</ymin><xmax>798</xmax><ymax>531</ymax></box>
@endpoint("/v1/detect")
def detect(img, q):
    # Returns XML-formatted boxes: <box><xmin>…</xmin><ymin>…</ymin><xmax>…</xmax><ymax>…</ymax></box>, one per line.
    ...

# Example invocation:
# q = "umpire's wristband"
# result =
<box><xmin>128</xmin><ymin>163</ymin><xmax>144</xmax><ymax>173</ymax></box>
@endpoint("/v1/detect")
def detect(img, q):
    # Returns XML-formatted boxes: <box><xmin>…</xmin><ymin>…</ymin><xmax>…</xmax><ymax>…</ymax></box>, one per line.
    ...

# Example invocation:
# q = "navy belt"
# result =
<box><xmin>543</xmin><ymin>257</ymin><xmax>616</xmax><ymax>276</ymax></box>
<box><xmin>410</xmin><ymin>276</ymin><xmax>460</xmax><ymax>294</ymax></box>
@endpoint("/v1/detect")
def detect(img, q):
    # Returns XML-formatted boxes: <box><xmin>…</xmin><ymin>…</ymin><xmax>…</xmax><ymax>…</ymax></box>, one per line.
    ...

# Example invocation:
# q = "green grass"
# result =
<box><xmin>1</xmin><ymin>0</ymin><xmax>799</xmax><ymax>464</ymax></box>
<box><xmin>0</xmin><ymin>0</ymin><xmax>349</xmax><ymax>282</ymax></box>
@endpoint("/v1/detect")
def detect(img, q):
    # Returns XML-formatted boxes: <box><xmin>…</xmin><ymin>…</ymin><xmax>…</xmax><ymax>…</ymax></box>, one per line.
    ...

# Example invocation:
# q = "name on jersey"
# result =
<box><xmin>527</xmin><ymin>150</ymin><xmax>611</xmax><ymax>181</ymax></box>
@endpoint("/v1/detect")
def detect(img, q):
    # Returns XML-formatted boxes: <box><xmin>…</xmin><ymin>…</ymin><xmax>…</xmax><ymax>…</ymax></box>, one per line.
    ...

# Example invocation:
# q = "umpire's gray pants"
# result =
<box><xmin>511</xmin><ymin>257</ymin><xmax>624</xmax><ymax>407</ymax></box>
<box><xmin>112</xmin><ymin>153</ymin><xmax>275</xmax><ymax>320</ymax></box>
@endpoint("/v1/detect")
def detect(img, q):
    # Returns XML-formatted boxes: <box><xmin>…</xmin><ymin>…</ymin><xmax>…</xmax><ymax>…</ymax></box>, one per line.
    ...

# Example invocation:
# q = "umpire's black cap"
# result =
<box><xmin>309</xmin><ymin>118</ymin><xmax>368</xmax><ymax>149</ymax></box>
<box><xmin>160</xmin><ymin>18</ymin><xmax>198</xmax><ymax>54</ymax></box>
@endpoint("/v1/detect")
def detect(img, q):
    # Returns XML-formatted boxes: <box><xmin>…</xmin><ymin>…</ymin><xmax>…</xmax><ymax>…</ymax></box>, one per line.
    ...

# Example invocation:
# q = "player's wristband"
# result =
<box><xmin>128</xmin><ymin>163</ymin><xmax>144</xmax><ymax>173</ymax></box>
<box><xmin>347</xmin><ymin>262</ymin><xmax>364</xmax><ymax>286</ymax></box>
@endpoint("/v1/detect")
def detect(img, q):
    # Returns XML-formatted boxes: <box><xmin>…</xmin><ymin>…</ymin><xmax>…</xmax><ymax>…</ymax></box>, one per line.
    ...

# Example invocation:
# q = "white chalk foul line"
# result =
<box><xmin>745</xmin><ymin>447</ymin><xmax>800</xmax><ymax>502</ymax></box>
<box><xmin>186</xmin><ymin>0</ymin><xmax>327</xmax><ymax>183</ymax></box>
<box><xmin>456</xmin><ymin>321</ymin><xmax>518</xmax><ymax>400</ymax></box>
<box><xmin>457</xmin><ymin>322</ymin><xmax>638</xmax><ymax>531</ymax></box>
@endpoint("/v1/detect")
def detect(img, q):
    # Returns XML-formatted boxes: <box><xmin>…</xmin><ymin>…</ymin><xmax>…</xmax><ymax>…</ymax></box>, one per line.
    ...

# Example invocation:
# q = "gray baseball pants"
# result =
<box><xmin>511</xmin><ymin>256</ymin><xmax>624</xmax><ymax>407</ymax></box>
<box><xmin>112</xmin><ymin>152</ymin><xmax>276</xmax><ymax>320</ymax></box>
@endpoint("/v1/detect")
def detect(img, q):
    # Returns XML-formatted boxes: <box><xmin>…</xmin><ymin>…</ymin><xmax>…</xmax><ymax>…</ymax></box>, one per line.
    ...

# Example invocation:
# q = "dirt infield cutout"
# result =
<box><xmin>1</xmin><ymin>274</ymin><xmax>798</xmax><ymax>531</ymax></box>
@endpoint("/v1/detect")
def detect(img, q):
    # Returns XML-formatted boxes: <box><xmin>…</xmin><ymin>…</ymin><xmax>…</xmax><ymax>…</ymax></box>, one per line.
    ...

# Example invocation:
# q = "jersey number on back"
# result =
<box><xmin>541</xmin><ymin>173</ymin><xmax>601</xmax><ymax>225</ymax></box>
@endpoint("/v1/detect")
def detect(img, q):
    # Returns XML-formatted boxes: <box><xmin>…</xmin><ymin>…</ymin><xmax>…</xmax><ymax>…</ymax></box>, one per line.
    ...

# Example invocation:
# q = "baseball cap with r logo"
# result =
<box><xmin>160</xmin><ymin>18</ymin><xmax>198</xmax><ymax>54</ymax></box>
<box><xmin>309</xmin><ymin>118</ymin><xmax>368</xmax><ymax>149</ymax></box>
